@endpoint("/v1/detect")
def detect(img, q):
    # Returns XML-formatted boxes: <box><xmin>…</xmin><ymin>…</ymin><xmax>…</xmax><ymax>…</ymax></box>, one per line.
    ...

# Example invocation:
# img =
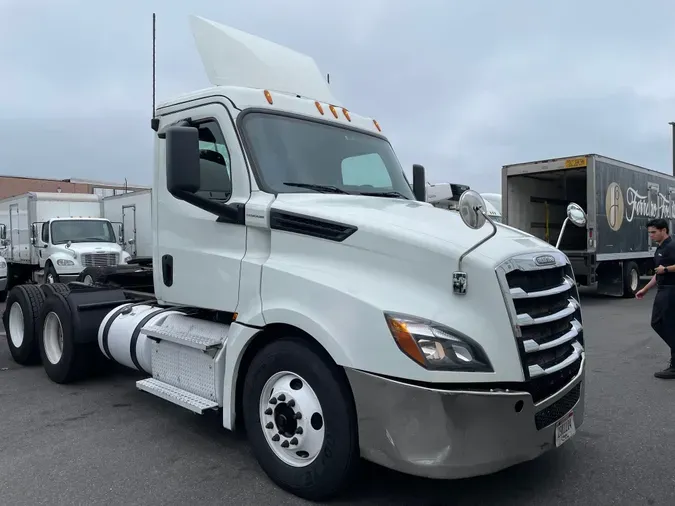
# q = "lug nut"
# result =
<box><xmin>281</xmin><ymin>440</ymin><xmax>290</xmax><ymax>448</ymax></box>
<box><xmin>265</xmin><ymin>408</ymin><xmax>273</xmax><ymax>415</ymax></box>
<box><xmin>287</xmin><ymin>399</ymin><xmax>295</xmax><ymax>408</ymax></box>
<box><xmin>294</xmin><ymin>412</ymin><xmax>302</xmax><ymax>420</ymax></box>
<box><xmin>295</xmin><ymin>427</ymin><xmax>303</xmax><ymax>435</ymax></box>
<box><xmin>272</xmin><ymin>434</ymin><xmax>280</xmax><ymax>442</ymax></box>
<box><xmin>278</xmin><ymin>394</ymin><xmax>286</xmax><ymax>402</ymax></box>
<box><xmin>290</xmin><ymin>437</ymin><xmax>298</xmax><ymax>445</ymax></box>
<box><xmin>266</xmin><ymin>422</ymin><xmax>274</xmax><ymax>429</ymax></box>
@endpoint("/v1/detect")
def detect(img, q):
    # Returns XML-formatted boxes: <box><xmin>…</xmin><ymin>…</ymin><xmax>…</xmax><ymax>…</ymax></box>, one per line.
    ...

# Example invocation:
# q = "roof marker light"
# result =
<box><xmin>342</xmin><ymin>108</ymin><xmax>351</xmax><ymax>122</ymax></box>
<box><xmin>264</xmin><ymin>90</ymin><xmax>273</xmax><ymax>104</ymax></box>
<box><xmin>315</xmin><ymin>101</ymin><xmax>324</xmax><ymax>115</ymax></box>
<box><xmin>373</xmin><ymin>119</ymin><xmax>381</xmax><ymax>132</ymax></box>
<box><xmin>329</xmin><ymin>105</ymin><xmax>338</xmax><ymax>118</ymax></box>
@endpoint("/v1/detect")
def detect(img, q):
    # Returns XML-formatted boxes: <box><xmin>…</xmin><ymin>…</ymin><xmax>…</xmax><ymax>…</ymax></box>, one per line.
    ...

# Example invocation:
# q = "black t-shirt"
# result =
<box><xmin>655</xmin><ymin>236</ymin><xmax>675</xmax><ymax>286</ymax></box>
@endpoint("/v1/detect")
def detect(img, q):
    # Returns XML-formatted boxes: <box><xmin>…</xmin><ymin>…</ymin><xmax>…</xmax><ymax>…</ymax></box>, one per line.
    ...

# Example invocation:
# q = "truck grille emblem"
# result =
<box><xmin>534</xmin><ymin>254</ymin><xmax>556</xmax><ymax>266</ymax></box>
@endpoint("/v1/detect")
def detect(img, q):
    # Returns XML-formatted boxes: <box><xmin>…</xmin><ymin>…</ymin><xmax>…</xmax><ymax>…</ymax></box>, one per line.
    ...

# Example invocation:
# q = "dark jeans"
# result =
<box><xmin>651</xmin><ymin>285</ymin><xmax>675</xmax><ymax>362</ymax></box>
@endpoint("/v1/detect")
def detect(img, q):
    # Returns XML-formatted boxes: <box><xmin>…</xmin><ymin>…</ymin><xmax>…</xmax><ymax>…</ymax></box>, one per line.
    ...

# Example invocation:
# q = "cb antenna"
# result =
<box><xmin>152</xmin><ymin>12</ymin><xmax>156</xmax><ymax>119</ymax></box>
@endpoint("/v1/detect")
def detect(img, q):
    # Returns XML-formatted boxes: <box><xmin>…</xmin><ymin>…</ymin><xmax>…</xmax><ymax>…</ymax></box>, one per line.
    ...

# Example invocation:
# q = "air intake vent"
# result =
<box><xmin>269</xmin><ymin>210</ymin><xmax>357</xmax><ymax>242</ymax></box>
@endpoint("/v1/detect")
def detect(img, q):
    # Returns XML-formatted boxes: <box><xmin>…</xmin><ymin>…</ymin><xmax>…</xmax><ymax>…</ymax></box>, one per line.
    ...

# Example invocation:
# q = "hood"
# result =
<box><xmin>56</xmin><ymin>242</ymin><xmax>122</xmax><ymax>255</ymax></box>
<box><xmin>272</xmin><ymin>194</ymin><xmax>555</xmax><ymax>264</ymax></box>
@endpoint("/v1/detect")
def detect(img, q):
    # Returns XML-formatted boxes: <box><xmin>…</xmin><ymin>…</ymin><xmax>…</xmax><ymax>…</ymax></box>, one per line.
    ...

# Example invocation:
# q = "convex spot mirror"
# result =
<box><xmin>567</xmin><ymin>202</ymin><xmax>587</xmax><ymax>227</ymax></box>
<box><xmin>458</xmin><ymin>190</ymin><xmax>488</xmax><ymax>230</ymax></box>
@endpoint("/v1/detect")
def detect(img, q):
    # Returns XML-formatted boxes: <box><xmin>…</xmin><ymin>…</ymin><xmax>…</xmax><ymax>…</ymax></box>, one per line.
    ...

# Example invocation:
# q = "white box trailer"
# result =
<box><xmin>0</xmin><ymin>192</ymin><xmax>131</xmax><ymax>286</ymax></box>
<box><xmin>102</xmin><ymin>190</ymin><xmax>152</xmax><ymax>258</ymax></box>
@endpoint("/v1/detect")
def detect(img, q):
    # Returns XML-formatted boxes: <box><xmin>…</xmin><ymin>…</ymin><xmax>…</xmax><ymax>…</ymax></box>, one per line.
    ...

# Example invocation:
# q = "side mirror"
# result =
<box><xmin>457</xmin><ymin>190</ymin><xmax>487</xmax><ymax>230</ymax></box>
<box><xmin>567</xmin><ymin>202</ymin><xmax>587</xmax><ymax>227</ymax></box>
<box><xmin>30</xmin><ymin>223</ymin><xmax>38</xmax><ymax>245</ymax></box>
<box><xmin>0</xmin><ymin>224</ymin><xmax>5</xmax><ymax>240</ymax></box>
<box><xmin>166</xmin><ymin>126</ymin><xmax>200</xmax><ymax>197</ymax></box>
<box><xmin>555</xmin><ymin>202</ymin><xmax>587</xmax><ymax>249</ymax></box>
<box><xmin>412</xmin><ymin>164</ymin><xmax>426</xmax><ymax>202</ymax></box>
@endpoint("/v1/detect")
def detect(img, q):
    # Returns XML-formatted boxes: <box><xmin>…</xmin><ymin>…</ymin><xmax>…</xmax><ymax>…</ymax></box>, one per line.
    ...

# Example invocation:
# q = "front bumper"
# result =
<box><xmin>0</xmin><ymin>276</ymin><xmax>6</xmax><ymax>292</ymax></box>
<box><xmin>345</xmin><ymin>355</ymin><xmax>585</xmax><ymax>480</ymax></box>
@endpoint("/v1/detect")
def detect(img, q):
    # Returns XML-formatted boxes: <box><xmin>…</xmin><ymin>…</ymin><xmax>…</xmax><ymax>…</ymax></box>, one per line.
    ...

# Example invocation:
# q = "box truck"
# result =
<box><xmin>102</xmin><ymin>189</ymin><xmax>152</xmax><ymax>258</ymax></box>
<box><xmin>3</xmin><ymin>16</ymin><xmax>587</xmax><ymax>501</ymax></box>
<box><xmin>0</xmin><ymin>192</ymin><xmax>132</xmax><ymax>288</ymax></box>
<box><xmin>502</xmin><ymin>153</ymin><xmax>675</xmax><ymax>297</ymax></box>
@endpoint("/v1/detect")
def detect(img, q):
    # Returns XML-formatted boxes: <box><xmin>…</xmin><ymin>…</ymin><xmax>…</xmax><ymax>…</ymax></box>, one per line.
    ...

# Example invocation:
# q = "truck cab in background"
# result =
<box><xmin>0</xmin><ymin>192</ymin><xmax>132</xmax><ymax>288</ymax></box>
<box><xmin>2</xmin><ymin>15</ymin><xmax>588</xmax><ymax>502</ymax></box>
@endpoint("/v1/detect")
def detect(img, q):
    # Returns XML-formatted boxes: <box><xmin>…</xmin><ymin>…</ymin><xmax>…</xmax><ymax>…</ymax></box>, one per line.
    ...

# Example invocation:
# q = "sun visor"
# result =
<box><xmin>189</xmin><ymin>15</ymin><xmax>341</xmax><ymax>106</ymax></box>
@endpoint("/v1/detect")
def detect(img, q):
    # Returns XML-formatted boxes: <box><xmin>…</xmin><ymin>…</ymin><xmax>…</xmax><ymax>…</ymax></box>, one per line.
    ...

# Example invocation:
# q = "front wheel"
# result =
<box><xmin>242</xmin><ymin>337</ymin><xmax>360</xmax><ymax>501</ymax></box>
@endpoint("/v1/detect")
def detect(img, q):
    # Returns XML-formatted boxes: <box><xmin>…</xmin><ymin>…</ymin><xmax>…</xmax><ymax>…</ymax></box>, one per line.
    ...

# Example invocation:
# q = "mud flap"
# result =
<box><xmin>596</xmin><ymin>261</ymin><xmax>624</xmax><ymax>297</ymax></box>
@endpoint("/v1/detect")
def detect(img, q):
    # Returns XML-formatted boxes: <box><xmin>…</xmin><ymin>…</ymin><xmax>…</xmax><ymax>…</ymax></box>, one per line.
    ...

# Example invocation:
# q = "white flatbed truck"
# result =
<box><xmin>2</xmin><ymin>15</ymin><xmax>587</xmax><ymax>501</ymax></box>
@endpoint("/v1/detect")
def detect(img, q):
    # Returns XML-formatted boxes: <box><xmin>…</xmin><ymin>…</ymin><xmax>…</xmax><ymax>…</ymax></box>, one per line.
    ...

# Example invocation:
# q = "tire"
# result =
<box><xmin>1</xmin><ymin>285</ymin><xmax>46</xmax><ymax>365</ymax></box>
<box><xmin>44</xmin><ymin>263</ymin><xmax>60</xmax><ymax>284</ymax></box>
<box><xmin>36</xmin><ymin>292</ymin><xmax>97</xmax><ymax>384</ymax></box>
<box><xmin>41</xmin><ymin>282</ymin><xmax>71</xmax><ymax>298</ymax></box>
<box><xmin>623</xmin><ymin>261</ymin><xmax>640</xmax><ymax>298</ymax></box>
<box><xmin>242</xmin><ymin>337</ymin><xmax>359</xmax><ymax>501</ymax></box>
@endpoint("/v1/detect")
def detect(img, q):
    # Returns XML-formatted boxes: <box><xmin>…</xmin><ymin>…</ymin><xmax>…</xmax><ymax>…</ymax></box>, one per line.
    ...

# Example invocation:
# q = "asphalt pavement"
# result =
<box><xmin>1</xmin><ymin>289</ymin><xmax>674</xmax><ymax>506</ymax></box>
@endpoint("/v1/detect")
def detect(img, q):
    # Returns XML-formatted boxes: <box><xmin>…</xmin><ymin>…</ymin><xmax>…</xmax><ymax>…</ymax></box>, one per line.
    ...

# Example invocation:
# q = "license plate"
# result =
<box><xmin>555</xmin><ymin>411</ymin><xmax>576</xmax><ymax>447</ymax></box>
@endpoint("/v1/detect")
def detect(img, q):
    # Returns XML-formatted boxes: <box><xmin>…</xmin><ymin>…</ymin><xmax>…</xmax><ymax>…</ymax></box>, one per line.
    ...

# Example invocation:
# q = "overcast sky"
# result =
<box><xmin>1</xmin><ymin>0</ymin><xmax>674</xmax><ymax>192</ymax></box>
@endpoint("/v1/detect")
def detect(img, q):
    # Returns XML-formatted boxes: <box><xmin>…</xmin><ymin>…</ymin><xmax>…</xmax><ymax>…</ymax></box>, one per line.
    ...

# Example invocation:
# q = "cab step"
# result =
<box><xmin>141</xmin><ymin>313</ymin><xmax>228</xmax><ymax>352</ymax></box>
<box><xmin>136</xmin><ymin>378</ymin><xmax>219</xmax><ymax>414</ymax></box>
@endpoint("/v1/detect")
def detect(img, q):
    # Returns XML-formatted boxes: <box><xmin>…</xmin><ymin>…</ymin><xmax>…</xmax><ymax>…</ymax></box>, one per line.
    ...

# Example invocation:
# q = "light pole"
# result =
<box><xmin>670</xmin><ymin>121</ymin><xmax>675</xmax><ymax>176</ymax></box>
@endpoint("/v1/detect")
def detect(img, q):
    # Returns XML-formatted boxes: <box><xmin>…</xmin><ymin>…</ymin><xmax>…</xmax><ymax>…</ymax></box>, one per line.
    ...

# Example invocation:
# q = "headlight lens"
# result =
<box><xmin>56</xmin><ymin>259</ymin><xmax>75</xmax><ymax>266</ymax></box>
<box><xmin>384</xmin><ymin>312</ymin><xmax>493</xmax><ymax>372</ymax></box>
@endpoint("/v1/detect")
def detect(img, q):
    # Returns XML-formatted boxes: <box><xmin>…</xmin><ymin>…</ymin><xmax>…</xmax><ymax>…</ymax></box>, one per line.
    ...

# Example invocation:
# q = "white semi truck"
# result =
<box><xmin>2</xmin><ymin>16</ymin><xmax>587</xmax><ymax>501</ymax></box>
<box><xmin>0</xmin><ymin>192</ymin><xmax>132</xmax><ymax>287</ymax></box>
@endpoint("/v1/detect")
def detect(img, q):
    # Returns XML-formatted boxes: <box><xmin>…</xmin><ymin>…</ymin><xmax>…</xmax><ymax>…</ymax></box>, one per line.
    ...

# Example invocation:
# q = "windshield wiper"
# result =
<box><xmin>357</xmin><ymin>191</ymin><xmax>409</xmax><ymax>199</ymax></box>
<box><xmin>283</xmin><ymin>182</ymin><xmax>351</xmax><ymax>194</ymax></box>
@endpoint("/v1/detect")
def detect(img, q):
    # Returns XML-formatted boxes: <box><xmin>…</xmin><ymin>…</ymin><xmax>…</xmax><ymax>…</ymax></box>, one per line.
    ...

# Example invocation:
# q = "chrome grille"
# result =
<box><xmin>81</xmin><ymin>253</ymin><xmax>119</xmax><ymax>267</ymax></box>
<box><xmin>497</xmin><ymin>251</ymin><xmax>584</xmax><ymax>403</ymax></box>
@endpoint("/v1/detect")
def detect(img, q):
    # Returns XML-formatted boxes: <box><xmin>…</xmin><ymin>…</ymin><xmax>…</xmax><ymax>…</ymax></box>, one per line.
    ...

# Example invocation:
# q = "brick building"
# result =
<box><xmin>0</xmin><ymin>175</ymin><xmax>149</xmax><ymax>200</ymax></box>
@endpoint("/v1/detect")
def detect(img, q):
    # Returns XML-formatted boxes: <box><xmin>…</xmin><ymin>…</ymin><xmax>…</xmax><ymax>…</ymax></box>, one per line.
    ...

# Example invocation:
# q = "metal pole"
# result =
<box><xmin>669</xmin><ymin>122</ymin><xmax>675</xmax><ymax>176</ymax></box>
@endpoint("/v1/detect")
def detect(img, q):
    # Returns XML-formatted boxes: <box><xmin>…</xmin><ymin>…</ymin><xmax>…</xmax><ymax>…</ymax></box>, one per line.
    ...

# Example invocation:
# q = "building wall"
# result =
<box><xmin>0</xmin><ymin>176</ymin><xmax>147</xmax><ymax>200</ymax></box>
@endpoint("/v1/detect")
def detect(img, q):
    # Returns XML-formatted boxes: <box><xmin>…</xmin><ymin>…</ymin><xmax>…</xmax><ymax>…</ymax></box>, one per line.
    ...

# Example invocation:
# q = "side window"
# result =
<box><xmin>41</xmin><ymin>223</ymin><xmax>49</xmax><ymax>243</ymax></box>
<box><xmin>341</xmin><ymin>153</ymin><xmax>393</xmax><ymax>188</ymax></box>
<box><xmin>196</xmin><ymin>120</ymin><xmax>232</xmax><ymax>202</ymax></box>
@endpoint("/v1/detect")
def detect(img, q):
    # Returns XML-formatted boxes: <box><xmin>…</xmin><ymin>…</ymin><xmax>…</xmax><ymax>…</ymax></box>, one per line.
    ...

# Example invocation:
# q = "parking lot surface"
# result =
<box><xmin>1</xmin><ymin>290</ymin><xmax>674</xmax><ymax>506</ymax></box>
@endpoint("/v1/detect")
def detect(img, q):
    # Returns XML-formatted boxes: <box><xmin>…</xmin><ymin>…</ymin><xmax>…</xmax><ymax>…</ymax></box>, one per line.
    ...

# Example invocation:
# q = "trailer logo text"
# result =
<box><xmin>606</xmin><ymin>181</ymin><xmax>675</xmax><ymax>231</ymax></box>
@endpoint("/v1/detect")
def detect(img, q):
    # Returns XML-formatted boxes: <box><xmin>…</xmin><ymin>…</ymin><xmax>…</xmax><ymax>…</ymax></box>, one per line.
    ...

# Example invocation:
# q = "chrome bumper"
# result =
<box><xmin>0</xmin><ymin>276</ymin><xmax>6</xmax><ymax>292</ymax></box>
<box><xmin>345</xmin><ymin>356</ymin><xmax>585</xmax><ymax>480</ymax></box>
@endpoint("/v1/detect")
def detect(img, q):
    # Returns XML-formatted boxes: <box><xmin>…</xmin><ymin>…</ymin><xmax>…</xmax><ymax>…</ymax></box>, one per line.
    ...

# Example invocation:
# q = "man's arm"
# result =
<box><xmin>642</xmin><ymin>274</ymin><xmax>657</xmax><ymax>293</ymax></box>
<box><xmin>637</xmin><ymin>274</ymin><xmax>657</xmax><ymax>297</ymax></box>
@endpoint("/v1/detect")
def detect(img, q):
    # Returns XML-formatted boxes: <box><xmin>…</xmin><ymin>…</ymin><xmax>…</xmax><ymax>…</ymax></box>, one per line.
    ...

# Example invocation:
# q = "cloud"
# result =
<box><xmin>0</xmin><ymin>0</ymin><xmax>674</xmax><ymax>191</ymax></box>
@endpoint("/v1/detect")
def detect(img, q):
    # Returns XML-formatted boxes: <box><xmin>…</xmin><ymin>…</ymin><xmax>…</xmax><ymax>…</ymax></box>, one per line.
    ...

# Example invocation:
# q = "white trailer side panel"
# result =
<box><xmin>102</xmin><ymin>190</ymin><xmax>152</xmax><ymax>257</ymax></box>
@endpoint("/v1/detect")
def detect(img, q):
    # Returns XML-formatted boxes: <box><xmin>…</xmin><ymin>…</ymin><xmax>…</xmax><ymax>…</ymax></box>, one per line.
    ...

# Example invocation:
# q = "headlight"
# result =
<box><xmin>0</xmin><ymin>259</ymin><xmax>6</xmax><ymax>269</ymax></box>
<box><xmin>56</xmin><ymin>259</ymin><xmax>75</xmax><ymax>266</ymax></box>
<box><xmin>384</xmin><ymin>312</ymin><xmax>493</xmax><ymax>372</ymax></box>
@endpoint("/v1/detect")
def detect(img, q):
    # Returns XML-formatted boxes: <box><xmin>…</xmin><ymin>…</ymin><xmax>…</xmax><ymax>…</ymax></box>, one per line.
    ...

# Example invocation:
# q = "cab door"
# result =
<box><xmin>153</xmin><ymin>101</ymin><xmax>251</xmax><ymax>312</ymax></box>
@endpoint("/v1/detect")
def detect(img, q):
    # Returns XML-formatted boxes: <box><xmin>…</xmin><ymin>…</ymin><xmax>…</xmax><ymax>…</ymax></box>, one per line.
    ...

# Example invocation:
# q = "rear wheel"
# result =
<box><xmin>242</xmin><ymin>337</ymin><xmax>359</xmax><ymax>501</ymax></box>
<box><xmin>2</xmin><ymin>285</ymin><xmax>46</xmax><ymax>365</ymax></box>
<box><xmin>36</xmin><ymin>292</ymin><xmax>98</xmax><ymax>383</ymax></box>
<box><xmin>623</xmin><ymin>261</ymin><xmax>640</xmax><ymax>298</ymax></box>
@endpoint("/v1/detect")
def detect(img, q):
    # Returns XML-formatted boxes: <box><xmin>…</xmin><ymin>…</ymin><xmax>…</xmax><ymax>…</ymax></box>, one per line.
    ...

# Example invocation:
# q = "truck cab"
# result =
<box><xmin>32</xmin><ymin>217</ymin><xmax>131</xmax><ymax>283</ymax></box>
<box><xmin>2</xmin><ymin>15</ymin><xmax>587</xmax><ymax>501</ymax></box>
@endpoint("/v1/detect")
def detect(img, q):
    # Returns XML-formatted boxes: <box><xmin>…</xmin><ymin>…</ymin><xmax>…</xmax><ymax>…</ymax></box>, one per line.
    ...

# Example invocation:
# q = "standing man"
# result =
<box><xmin>636</xmin><ymin>218</ymin><xmax>675</xmax><ymax>379</ymax></box>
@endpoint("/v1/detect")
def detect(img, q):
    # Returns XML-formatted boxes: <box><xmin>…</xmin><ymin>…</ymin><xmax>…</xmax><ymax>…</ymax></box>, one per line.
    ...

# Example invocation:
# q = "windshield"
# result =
<box><xmin>50</xmin><ymin>220</ymin><xmax>116</xmax><ymax>245</ymax></box>
<box><xmin>240</xmin><ymin>112</ymin><xmax>416</xmax><ymax>199</ymax></box>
